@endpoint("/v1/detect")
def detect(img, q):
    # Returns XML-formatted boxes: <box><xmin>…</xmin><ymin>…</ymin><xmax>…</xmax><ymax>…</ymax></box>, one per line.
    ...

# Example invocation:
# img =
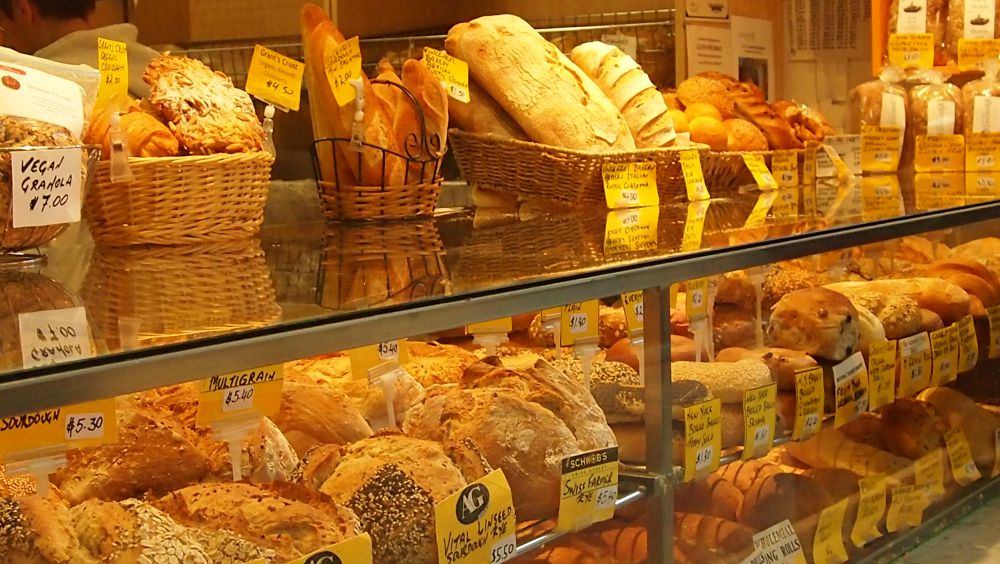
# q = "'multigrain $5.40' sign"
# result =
<box><xmin>435</xmin><ymin>470</ymin><xmax>517</xmax><ymax>564</ymax></box>
<box><xmin>197</xmin><ymin>365</ymin><xmax>284</xmax><ymax>425</ymax></box>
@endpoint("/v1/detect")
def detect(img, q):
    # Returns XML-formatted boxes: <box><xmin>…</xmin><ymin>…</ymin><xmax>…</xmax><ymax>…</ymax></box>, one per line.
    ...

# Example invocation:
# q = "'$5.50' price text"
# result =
<box><xmin>65</xmin><ymin>414</ymin><xmax>104</xmax><ymax>440</ymax></box>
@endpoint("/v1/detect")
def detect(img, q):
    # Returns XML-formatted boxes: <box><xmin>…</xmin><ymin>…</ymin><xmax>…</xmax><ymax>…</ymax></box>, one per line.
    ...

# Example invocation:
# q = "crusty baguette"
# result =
<box><xmin>825</xmin><ymin>278</ymin><xmax>971</xmax><ymax>325</ymax></box>
<box><xmin>571</xmin><ymin>41</ymin><xmax>676</xmax><ymax>148</ymax></box>
<box><xmin>449</xmin><ymin>79</ymin><xmax>529</xmax><ymax>140</ymax></box>
<box><xmin>674</xmin><ymin>512</ymin><xmax>754</xmax><ymax>554</ymax></box>
<box><xmin>445</xmin><ymin>15</ymin><xmax>634</xmax><ymax>151</ymax></box>
<box><xmin>728</xmin><ymin>81</ymin><xmax>804</xmax><ymax>150</ymax></box>
<box><xmin>783</xmin><ymin>428</ymin><xmax>911</xmax><ymax>482</ymax></box>
<box><xmin>401</xmin><ymin>59</ymin><xmax>448</xmax><ymax>182</ymax></box>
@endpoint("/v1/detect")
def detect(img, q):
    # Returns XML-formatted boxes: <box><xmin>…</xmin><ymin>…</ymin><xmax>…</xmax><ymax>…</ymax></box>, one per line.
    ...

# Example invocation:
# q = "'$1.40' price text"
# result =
<box><xmin>65</xmin><ymin>414</ymin><xmax>104</xmax><ymax>440</ymax></box>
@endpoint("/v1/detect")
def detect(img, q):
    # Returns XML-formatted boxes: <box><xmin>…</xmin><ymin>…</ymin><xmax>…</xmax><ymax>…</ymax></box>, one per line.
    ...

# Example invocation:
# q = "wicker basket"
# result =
<box><xmin>701</xmin><ymin>150</ymin><xmax>806</xmax><ymax>196</ymax></box>
<box><xmin>317</xmin><ymin>178</ymin><xmax>442</xmax><ymax>221</ymax></box>
<box><xmin>449</xmin><ymin>129</ymin><xmax>706</xmax><ymax>205</ymax></box>
<box><xmin>84</xmin><ymin>152</ymin><xmax>274</xmax><ymax>246</ymax></box>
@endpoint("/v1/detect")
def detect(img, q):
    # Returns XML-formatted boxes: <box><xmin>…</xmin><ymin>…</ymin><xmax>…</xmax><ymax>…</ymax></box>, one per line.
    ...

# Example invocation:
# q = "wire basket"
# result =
<box><xmin>311</xmin><ymin>80</ymin><xmax>444</xmax><ymax>221</ymax></box>
<box><xmin>0</xmin><ymin>145</ymin><xmax>99</xmax><ymax>253</ymax></box>
<box><xmin>84</xmin><ymin>151</ymin><xmax>274</xmax><ymax>246</ymax></box>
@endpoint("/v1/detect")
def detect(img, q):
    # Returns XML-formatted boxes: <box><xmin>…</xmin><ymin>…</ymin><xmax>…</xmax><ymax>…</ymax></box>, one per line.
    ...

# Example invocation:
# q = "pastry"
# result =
<box><xmin>767</xmin><ymin>288</ymin><xmax>860</xmax><ymax>361</ymax></box>
<box><xmin>84</xmin><ymin>96</ymin><xmax>180</xmax><ymax>158</ymax></box>
<box><xmin>728</xmin><ymin>81</ymin><xmax>803</xmax><ymax>149</ymax></box>
<box><xmin>724</xmin><ymin>118</ymin><xmax>769</xmax><ymax>151</ymax></box>
<box><xmin>676</xmin><ymin>74</ymin><xmax>737</xmax><ymax>119</ymax></box>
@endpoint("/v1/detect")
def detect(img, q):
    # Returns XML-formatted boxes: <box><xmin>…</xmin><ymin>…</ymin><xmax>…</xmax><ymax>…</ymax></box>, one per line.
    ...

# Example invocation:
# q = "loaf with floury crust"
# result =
<box><xmin>446</xmin><ymin>15</ymin><xmax>635</xmax><ymax>151</ymax></box>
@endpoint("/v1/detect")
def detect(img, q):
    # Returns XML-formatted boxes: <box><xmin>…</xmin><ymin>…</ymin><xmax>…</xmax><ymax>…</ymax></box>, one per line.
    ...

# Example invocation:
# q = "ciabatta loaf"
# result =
<box><xmin>571</xmin><ymin>41</ymin><xmax>676</xmax><ymax>148</ymax></box>
<box><xmin>446</xmin><ymin>15</ymin><xmax>634</xmax><ymax>151</ymax></box>
<box><xmin>449</xmin><ymin>79</ymin><xmax>529</xmax><ymax>140</ymax></box>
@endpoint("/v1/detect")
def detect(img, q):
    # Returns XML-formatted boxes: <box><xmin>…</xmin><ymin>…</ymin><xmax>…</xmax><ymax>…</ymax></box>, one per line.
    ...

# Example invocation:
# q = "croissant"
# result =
<box><xmin>84</xmin><ymin>96</ymin><xmax>181</xmax><ymax>159</ymax></box>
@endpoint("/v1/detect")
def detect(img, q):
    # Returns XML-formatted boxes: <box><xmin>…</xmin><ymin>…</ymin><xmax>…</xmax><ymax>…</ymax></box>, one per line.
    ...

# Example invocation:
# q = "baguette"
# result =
<box><xmin>783</xmin><ymin>428</ymin><xmax>911</xmax><ymax>482</ymax></box>
<box><xmin>825</xmin><ymin>278</ymin><xmax>971</xmax><ymax>325</ymax></box>
<box><xmin>400</xmin><ymin>59</ymin><xmax>448</xmax><ymax>182</ymax></box>
<box><xmin>449</xmin><ymin>79</ymin><xmax>530</xmax><ymax>140</ymax></box>
<box><xmin>446</xmin><ymin>15</ymin><xmax>634</xmax><ymax>151</ymax></box>
<box><xmin>674</xmin><ymin>512</ymin><xmax>754</xmax><ymax>554</ymax></box>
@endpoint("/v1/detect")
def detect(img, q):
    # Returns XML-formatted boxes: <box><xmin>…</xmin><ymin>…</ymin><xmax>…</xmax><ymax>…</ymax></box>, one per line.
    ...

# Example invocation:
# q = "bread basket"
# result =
<box><xmin>449</xmin><ymin>129</ymin><xmax>706</xmax><ymax>205</ymax></box>
<box><xmin>701</xmin><ymin>149</ymin><xmax>807</xmax><ymax>196</ymax></box>
<box><xmin>84</xmin><ymin>151</ymin><xmax>274</xmax><ymax>246</ymax></box>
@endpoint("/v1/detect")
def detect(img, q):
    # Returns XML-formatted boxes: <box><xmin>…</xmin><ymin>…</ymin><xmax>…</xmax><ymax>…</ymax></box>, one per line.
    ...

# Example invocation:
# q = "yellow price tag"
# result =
<box><xmin>915</xmin><ymin>172</ymin><xmax>966</xmax><ymax>210</ymax></box>
<box><xmin>744</xmin><ymin>191</ymin><xmax>778</xmax><ymax>229</ymax></box>
<box><xmin>930</xmin><ymin>325</ymin><xmax>959</xmax><ymax>386</ymax></box>
<box><xmin>686</xmin><ymin>278</ymin><xmax>710</xmax><ymax>320</ymax></box>
<box><xmin>196</xmin><ymin>365</ymin><xmax>284</xmax><ymax>426</ymax></box>
<box><xmin>742</xmin><ymin>383</ymin><xmax>777</xmax><ymax>460</ymax></box>
<box><xmin>958</xmin><ymin>38</ymin><xmax>1000</xmax><ymax>71</ymax></box>
<box><xmin>749</xmin><ymin>520</ymin><xmax>807</xmax><ymax>564</ymax></box>
<box><xmin>288</xmin><ymin>534</ymin><xmax>374</xmax><ymax>564</ymax></box>
<box><xmin>915</xmin><ymin>135</ymin><xmax>965</xmax><ymax>172</ymax></box>
<box><xmin>833</xmin><ymin>352</ymin><xmax>869</xmax><ymax>429</ymax></box>
<box><xmin>603</xmin><ymin>208</ymin><xmax>659</xmax><ymax>254</ymax></box>
<box><xmin>680</xmin><ymin>200</ymin><xmax>710</xmax><ymax>253</ymax></box>
<box><xmin>886</xmin><ymin>485</ymin><xmax>927</xmax><ymax>533</ymax></box>
<box><xmin>861</xmin><ymin>125</ymin><xmax>902</xmax><ymax>172</ymax></box>
<box><xmin>434</xmin><ymin>469</ymin><xmax>517</xmax><ymax>564</ymax></box>
<box><xmin>989</xmin><ymin>306</ymin><xmax>1000</xmax><ymax>359</ymax></box>
<box><xmin>602</xmin><ymin>162</ymin><xmax>659</xmax><ymax>209</ymax></box>
<box><xmin>468</xmin><ymin>317</ymin><xmax>513</xmax><ymax>335</ymax></box>
<box><xmin>0</xmin><ymin>397</ymin><xmax>119</xmax><ymax>457</ymax></box>
<box><xmin>898</xmin><ymin>332</ymin><xmax>933</xmax><ymax>397</ymax></box>
<box><xmin>803</xmin><ymin>144</ymin><xmax>818</xmax><ymax>186</ymax></box>
<box><xmin>742</xmin><ymin>153</ymin><xmax>778</xmax><ymax>190</ymax></box>
<box><xmin>851</xmin><ymin>475</ymin><xmax>886</xmax><ymax>547</ymax></box>
<box><xmin>793</xmin><ymin>367</ymin><xmax>824</xmax><ymax>441</ymax></box>
<box><xmin>945</xmin><ymin>427</ymin><xmax>982</xmax><ymax>486</ymax></box>
<box><xmin>556</xmin><ymin>447</ymin><xmax>619</xmax><ymax>532</ymax></box>
<box><xmin>324</xmin><ymin>36</ymin><xmax>363</xmax><ymax>107</ymax></box>
<box><xmin>803</xmin><ymin>184</ymin><xmax>818</xmax><ymax>218</ymax></box>
<box><xmin>245</xmin><ymin>45</ymin><xmax>305</xmax><ymax>111</ymax></box>
<box><xmin>773</xmin><ymin>188</ymin><xmax>799</xmax><ymax>220</ymax></box>
<box><xmin>683</xmin><ymin>398</ymin><xmax>722</xmax><ymax>482</ymax></box>
<box><xmin>887</xmin><ymin>33</ymin><xmax>935</xmax><ymax>69</ymax></box>
<box><xmin>621</xmin><ymin>291</ymin><xmax>644</xmax><ymax>333</ymax></box>
<box><xmin>966</xmin><ymin>133</ymin><xmax>1000</xmax><ymax>172</ymax></box>
<box><xmin>966</xmin><ymin>172</ymin><xmax>1000</xmax><ymax>202</ymax></box>
<box><xmin>681</xmin><ymin>150</ymin><xmax>710</xmax><ymax>201</ymax></box>
<box><xmin>957</xmin><ymin>316</ymin><xmax>980</xmax><ymax>373</ymax></box>
<box><xmin>96</xmin><ymin>37</ymin><xmax>128</xmax><ymax>107</ymax></box>
<box><xmin>916</xmin><ymin>450</ymin><xmax>946</xmax><ymax>500</ymax></box>
<box><xmin>861</xmin><ymin>176</ymin><xmax>903</xmax><ymax>222</ymax></box>
<box><xmin>868</xmin><ymin>341</ymin><xmax>897</xmax><ymax>411</ymax></box>
<box><xmin>348</xmin><ymin>340</ymin><xmax>410</xmax><ymax>380</ymax></box>
<box><xmin>423</xmin><ymin>47</ymin><xmax>470</xmax><ymax>103</ymax></box>
<box><xmin>561</xmin><ymin>300</ymin><xmax>600</xmax><ymax>346</ymax></box>
<box><xmin>813</xmin><ymin>499</ymin><xmax>850</xmax><ymax>564</ymax></box>
<box><xmin>772</xmin><ymin>150</ymin><xmax>799</xmax><ymax>188</ymax></box>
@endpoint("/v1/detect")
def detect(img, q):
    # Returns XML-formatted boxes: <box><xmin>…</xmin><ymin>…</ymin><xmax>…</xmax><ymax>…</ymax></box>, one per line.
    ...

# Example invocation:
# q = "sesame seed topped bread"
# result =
<box><xmin>671</xmin><ymin>359</ymin><xmax>772</xmax><ymax>404</ymax></box>
<box><xmin>0</xmin><ymin>496</ymin><xmax>94</xmax><ymax>563</ymax></box>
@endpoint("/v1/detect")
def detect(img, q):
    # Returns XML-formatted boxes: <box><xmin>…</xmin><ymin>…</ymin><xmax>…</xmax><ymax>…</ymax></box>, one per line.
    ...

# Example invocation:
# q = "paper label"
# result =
<box><xmin>423</xmin><ymin>47</ymin><xmax>470</xmax><ymax>103</ymax></box>
<box><xmin>288</xmin><ymin>534</ymin><xmax>374</xmax><ymax>564</ymax></box>
<box><xmin>895</xmin><ymin>0</ymin><xmax>928</xmax><ymax>34</ymax></box>
<box><xmin>771</xmin><ymin>151</ymin><xmax>799</xmax><ymax>188</ymax></box>
<box><xmin>245</xmin><ymin>44</ymin><xmax>305</xmax><ymax>111</ymax></box>
<box><xmin>434</xmin><ymin>469</ymin><xmax>517</xmax><ymax>564</ymax></box>
<box><xmin>96</xmin><ymin>37</ymin><xmax>128</xmax><ymax>107</ymax></box>
<box><xmin>915</xmin><ymin>172</ymin><xmax>966</xmax><ymax>210</ymax></box>
<box><xmin>681</xmin><ymin>200</ymin><xmax>710</xmax><ymax>252</ymax></box>
<box><xmin>930</xmin><ymin>325</ymin><xmax>959</xmax><ymax>386</ymax></box>
<box><xmin>773</xmin><ymin>188</ymin><xmax>800</xmax><ymax>220</ymax></box>
<box><xmin>989</xmin><ymin>306</ymin><xmax>1000</xmax><ymax>358</ymax></box>
<box><xmin>966</xmin><ymin>172</ymin><xmax>1000</xmax><ymax>199</ymax></box>
<box><xmin>556</xmin><ymin>447</ymin><xmax>619</xmax><ymax>532</ymax></box>
<box><xmin>898</xmin><ymin>332</ymin><xmax>933</xmax><ymax>397</ymax></box>
<box><xmin>349</xmin><ymin>340</ymin><xmax>409</xmax><ymax>380</ymax></box>
<box><xmin>965</xmin><ymin>0</ymin><xmax>997</xmax><ymax>39</ymax></box>
<box><xmin>958</xmin><ymin>38</ymin><xmax>1000</xmax><ymax>70</ymax></box>
<box><xmin>886</xmin><ymin>485</ymin><xmax>928</xmax><ymax>533</ymax></box>
<box><xmin>601</xmin><ymin>33</ymin><xmax>639</xmax><ymax>59</ymax></box>
<box><xmin>793</xmin><ymin>367</ymin><xmax>824</xmax><ymax>441</ymax></box>
<box><xmin>17</xmin><ymin>306</ymin><xmax>92</xmax><ymax>369</ymax></box>
<box><xmin>824</xmin><ymin>136</ymin><xmax>862</xmax><ymax>176</ymax></box>
<box><xmin>851</xmin><ymin>475</ymin><xmax>886</xmax><ymax>547</ymax></box>
<box><xmin>745</xmin><ymin>520</ymin><xmax>806</xmax><ymax>564</ymax></box>
<box><xmin>686</xmin><ymin>278</ymin><xmax>710</xmax><ymax>321</ymax></box>
<box><xmin>813</xmin><ymin>499</ymin><xmax>850</xmax><ymax>564</ymax></box>
<box><xmin>945</xmin><ymin>427</ymin><xmax>983</xmax><ymax>485</ymax></box>
<box><xmin>0</xmin><ymin>61</ymin><xmax>85</xmax><ymax>137</ymax></box>
<box><xmin>11</xmin><ymin>147</ymin><xmax>83</xmax><ymax>228</ymax></box>
<box><xmin>681</xmin><ymin>150</ymin><xmax>710</xmax><ymax>201</ymax></box>
<box><xmin>880</xmin><ymin>93</ymin><xmax>907</xmax><ymax>129</ymax></box>
<box><xmin>621</xmin><ymin>291</ymin><xmax>644</xmax><ymax>332</ymax></box>
<box><xmin>604</xmin><ymin>208</ymin><xmax>658</xmax><ymax>254</ymax></box>
<box><xmin>833</xmin><ymin>352</ymin><xmax>869</xmax><ymax>428</ymax></box>
<box><xmin>867</xmin><ymin>341</ymin><xmax>897</xmax><ymax>411</ymax></box>
<box><xmin>861</xmin><ymin>125</ymin><xmax>902</xmax><ymax>173</ymax></box>
<box><xmin>916</xmin><ymin>450</ymin><xmax>947</xmax><ymax>499</ymax></box>
<box><xmin>861</xmin><ymin>175</ymin><xmax>903</xmax><ymax>222</ymax></box>
<box><xmin>973</xmin><ymin>95</ymin><xmax>1000</xmax><ymax>133</ymax></box>
<box><xmin>966</xmin><ymin>133</ymin><xmax>1000</xmax><ymax>171</ymax></box>
<box><xmin>684</xmin><ymin>398</ymin><xmax>722</xmax><ymax>482</ymax></box>
<box><xmin>324</xmin><ymin>36</ymin><xmax>363</xmax><ymax>107</ymax></box>
<box><xmin>743</xmin><ymin>154</ymin><xmax>778</xmax><ymax>190</ymax></box>
<box><xmin>561</xmin><ymin>300</ymin><xmax>600</xmax><ymax>346</ymax></box>
<box><xmin>468</xmin><ymin>318</ymin><xmax>513</xmax><ymax>335</ymax></box>
<box><xmin>887</xmin><ymin>33</ymin><xmax>935</xmax><ymax>69</ymax></box>
<box><xmin>803</xmin><ymin>144</ymin><xmax>818</xmax><ymax>185</ymax></box>
<box><xmin>915</xmin><ymin>134</ymin><xmax>965</xmax><ymax>172</ymax></box>
<box><xmin>742</xmin><ymin>384</ymin><xmax>777</xmax><ymax>460</ymax></box>
<box><xmin>196</xmin><ymin>365</ymin><xmax>284</xmax><ymax>425</ymax></box>
<box><xmin>802</xmin><ymin>184</ymin><xmax>818</xmax><ymax>218</ymax></box>
<box><xmin>602</xmin><ymin>162</ymin><xmax>658</xmax><ymax>209</ymax></box>
<box><xmin>0</xmin><ymin>397</ymin><xmax>118</xmax><ymax>457</ymax></box>
<box><xmin>744</xmin><ymin>190</ymin><xmax>778</xmax><ymax>229</ymax></box>
<box><xmin>927</xmin><ymin>100</ymin><xmax>958</xmax><ymax>136</ymax></box>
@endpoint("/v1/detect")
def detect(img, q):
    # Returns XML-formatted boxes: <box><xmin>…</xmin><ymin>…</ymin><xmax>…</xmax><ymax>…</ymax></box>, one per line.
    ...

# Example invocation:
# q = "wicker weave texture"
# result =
<box><xmin>319</xmin><ymin>180</ymin><xmax>442</xmax><ymax>221</ymax></box>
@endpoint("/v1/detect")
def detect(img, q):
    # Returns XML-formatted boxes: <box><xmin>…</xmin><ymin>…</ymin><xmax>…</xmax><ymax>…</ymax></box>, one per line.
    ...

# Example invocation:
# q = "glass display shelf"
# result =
<box><xmin>0</xmin><ymin>172</ymin><xmax>999</xmax><ymax>417</ymax></box>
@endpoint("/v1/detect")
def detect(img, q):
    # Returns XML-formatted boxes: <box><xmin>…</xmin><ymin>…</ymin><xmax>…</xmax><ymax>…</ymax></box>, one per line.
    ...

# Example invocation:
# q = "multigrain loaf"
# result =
<box><xmin>0</xmin><ymin>496</ymin><xmax>95</xmax><ymax>563</ymax></box>
<box><xmin>273</xmin><ymin>380</ymin><xmax>373</xmax><ymax>458</ymax></box>
<box><xmin>445</xmin><ymin>15</ymin><xmax>634</xmax><ymax>151</ymax></box>
<box><xmin>825</xmin><ymin>278</ymin><xmax>971</xmax><ymax>325</ymax></box>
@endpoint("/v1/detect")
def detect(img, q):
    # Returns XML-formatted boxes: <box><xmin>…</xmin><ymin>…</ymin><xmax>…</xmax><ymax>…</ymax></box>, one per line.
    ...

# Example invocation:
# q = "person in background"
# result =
<box><xmin>0</xmin><ymin>0</ymin><xmax>159</xmax><ymax>97</ymax></box>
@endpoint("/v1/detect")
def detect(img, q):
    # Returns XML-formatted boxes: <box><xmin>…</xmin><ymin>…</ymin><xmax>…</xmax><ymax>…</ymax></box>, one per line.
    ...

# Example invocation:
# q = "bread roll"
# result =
<box><xmin>0</xmin><ymin>495</ymin><xmax>94</xmax><ymax>563</ymax></box>
<box><xmin>920</xmin><ymin>308</ymin><xmax>945</xmax><ymax>332</ymax></box>
<box><xmin>672</xmin><ymin>359</ymin><xmax>772</xmax><ymax>403</ymax></box>
<box><xmin>802</xmin><ymin>467</ymin><xmax>862</xmax><ymax>501</ymax></box>
<box><xmin>825</xmin><ymin>278</ymin><xmax>971</xmax><ymax>326</ymax></box>
<box><xmin>917</xmin><ymin>386</ymin><xmax>1000</xmax><ymax>468</ymax></box>
<box><xmin>527</xmin><ymin>307</ymin><xmax>633</xmax><ymax>349</ymax></box>
<box><xmin>738</xmin><ymin>473</ymin><xmax>833</xmax><ymax>531</ymax></box>
<box><xmin>274</xmin><ymin>381</ymin><xmax>373</xmax><ymax>457</ymax></box>
<box><xmin>855</xmin><ymin>304</ymin><xmax>888</xmax><ymax>356</ymax></box>
<box><xmin>674</xmin><ymin>474</ymin><xmax>744</xmax><ymax>521</ymax></box>
<box><xmin>446</xmin><ymin>15</ymin><xmax>634</xmax><ymax>151</ymax></box>
<box><xmin>879</xmin><ymin>399</ymin><xmax>949</xmax><ymax>460</ymax></box>
<box><xmin>294</xmin><ymin>444</ymin><xmax>342</xmax><ymax>491</ymax></box>
<box><xmin>689</xmin><ymin>116</ymin><xmax>728</xmax><ymax>150</ymax></box>
<box><xmin>550</xmin><ymin>356</ymin><xmax>643</xmax><ymax>423</ymax></box>
<box><xmin>713</xmin><ymin>303</ymin><xmax>758</xmax><ymax>351</ymax></box>
<box><xmin>724</xmin><ymin>118</ymin><xmax>769</xmax><ymax>151</ymax></box>
<box><xmin>674</xmin><ymin>512</ymin><xmax>754</xmax><ymax>554</ymax></box>
<box><xmin>715</xmin><ymin>347</ymin><xmax>818</xmax><ymax>391</ymax></box>
<box><xmin>925</xmin><ymin>258</ymin><xmax>1000</xmax><ymax>310</ymax></box>
<box><xmin>449</xmin><ymin>79</ymin><xmax>529</xmax><ymax>140</ymax></box>
<box><xmin>677</xmin><ymin>74</ymin><xmax>737</xmax><ymax>119</ymax></box>
<box><xmin>571</xmin><ymin>41</ymin><xmax>676</xmax><ymax>148</ymax></box>
<box><xmin>763</xmin><ymin>267</ymin><xmax>830</xmax><ymax>310</ymax></box>
<box><xmin>715</xmin><ymin>459</ymin><xmax>783</xmax><ymax>493</ymax></box>
<box><xmin>768</xmin><ymin>288</ymin><xmax>861</xmax><ymax>361</ymax></box>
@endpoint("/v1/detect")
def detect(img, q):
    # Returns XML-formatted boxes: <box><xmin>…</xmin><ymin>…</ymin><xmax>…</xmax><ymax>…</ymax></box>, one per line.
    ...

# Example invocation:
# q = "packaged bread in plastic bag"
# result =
<box><xmin>847</xmin><ymin>67</ymin><xmax>909</xmax><ymax>134</ymax></box>
<box><xmin>890</xmin><ymin>0</ymin><xmax>947</xmax><ymax>65</ymax></box>
<box><xmin>908</xmin><ymin>69</ymin><xmax>963</xmax><ymax>137</ymax></box>
<box><xmin>945</xmin><ymin>0</ymin><xmax>1000</xmax><ymax>63</ymax></box>
<box><xmin>962</xmin><ymin>59</ymin><xmax>1000</xmax><ymax>135</ymax></box>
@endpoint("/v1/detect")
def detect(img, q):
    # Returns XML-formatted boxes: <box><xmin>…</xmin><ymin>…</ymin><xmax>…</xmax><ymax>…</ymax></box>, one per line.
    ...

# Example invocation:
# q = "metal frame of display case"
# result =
<box><xmin>2</xmin><ymin>199</ymin><xmax>1000</xmax><ymax>562</ymax></box>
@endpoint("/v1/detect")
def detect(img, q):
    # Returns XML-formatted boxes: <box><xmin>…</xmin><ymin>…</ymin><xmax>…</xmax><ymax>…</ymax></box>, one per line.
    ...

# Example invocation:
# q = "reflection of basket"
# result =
<box><xmin>81</xmin><ymin>240</ymin><xmax>281</xmax><ymax>350</ymax></box>
<box><xmin>85</xmin><ymin>152</ymin><xmax>274</xmax><ymax>246</ymax></box>
<box><xmin>449</xmin><ymin>129</ymin><xmax>703</xmax><ymax>205</ymax></box>
<box><xmin>0</xmin><ymin>145</ymin><xmax>99</xmax><ymax>253</ymax></box>
<box><xmin>701</xmin><ymin>150</ymin><xmax>806</xmax><ymax>195</ymax></box>
<box><xmin>318</xmin><ymin>219</ymin><xmax>450</xmax><ymax>310</ymax></box>
<box><xmin>311</xmin><ymin>81</ymin><xmax>444</xmax><ymax>222</ymax></box>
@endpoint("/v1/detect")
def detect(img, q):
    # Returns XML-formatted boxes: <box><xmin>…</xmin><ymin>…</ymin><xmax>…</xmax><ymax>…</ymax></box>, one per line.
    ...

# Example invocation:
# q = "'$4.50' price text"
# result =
<box><xmin>265</xmin><ymin>79</ymin><xmax>293</xmax><ymax>96</ymax></box>
<box><xmin>65</xmin><ymin>414</ymin><xmax>104</xmax><ymax>440</ymax></box>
